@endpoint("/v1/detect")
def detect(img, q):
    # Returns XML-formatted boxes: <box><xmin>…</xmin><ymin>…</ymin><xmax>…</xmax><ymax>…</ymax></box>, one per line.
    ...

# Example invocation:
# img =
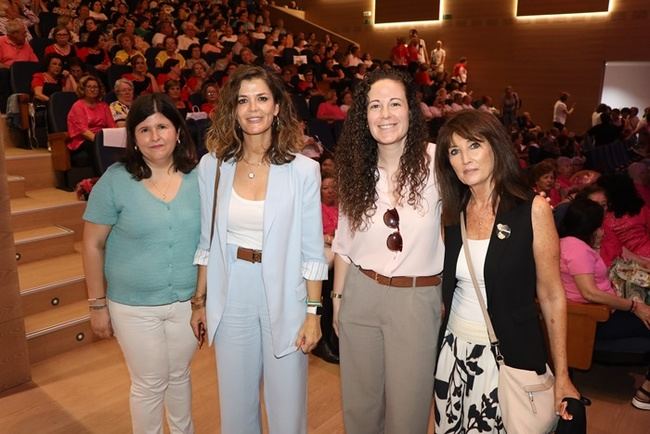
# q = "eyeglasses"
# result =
<box><xmin>383</xmin><ymin>208</ymin><xmax>403</xmax><ymax>252</ymax></box>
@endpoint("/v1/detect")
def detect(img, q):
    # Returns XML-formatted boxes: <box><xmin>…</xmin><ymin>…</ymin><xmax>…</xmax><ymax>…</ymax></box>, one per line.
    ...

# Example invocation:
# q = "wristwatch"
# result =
<box><xmin>306</xmin><ymin>305</ymin><xmax>323</xmax><ymax>315</ymax></box>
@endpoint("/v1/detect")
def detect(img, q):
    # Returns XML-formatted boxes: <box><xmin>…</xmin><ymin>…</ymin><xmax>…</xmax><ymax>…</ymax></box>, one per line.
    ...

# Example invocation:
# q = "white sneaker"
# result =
<box><xmin>631</xmin><ymin>387</ymin><xmax>650</xmax><ymax>410</ymax></box>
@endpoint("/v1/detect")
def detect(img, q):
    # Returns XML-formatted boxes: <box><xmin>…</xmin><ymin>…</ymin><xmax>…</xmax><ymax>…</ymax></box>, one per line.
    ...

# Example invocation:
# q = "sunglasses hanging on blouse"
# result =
<box><xmin>383</xmin><ymin>208</ymin><xmax>403</xmax><ymax>252</ymax></box>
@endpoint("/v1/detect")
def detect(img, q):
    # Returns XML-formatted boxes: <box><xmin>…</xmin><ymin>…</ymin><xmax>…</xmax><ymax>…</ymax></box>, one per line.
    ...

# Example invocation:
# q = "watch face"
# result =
<box><xmin>307</xmin><ymin>305</ymin><xmax>323</xmax><ymax>315</ymax></box>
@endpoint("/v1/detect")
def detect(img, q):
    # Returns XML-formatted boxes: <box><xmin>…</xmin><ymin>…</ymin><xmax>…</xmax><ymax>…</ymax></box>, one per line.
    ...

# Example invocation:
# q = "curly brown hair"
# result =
<box><xmin>336</xmin><ymin>68</ymin><xmax>430</xmax><ymax>231</ymax></box>
<box><xmin>205</xmin><ymin>65</ymin><xmax>300</xmax><ymax>164</ymax></box>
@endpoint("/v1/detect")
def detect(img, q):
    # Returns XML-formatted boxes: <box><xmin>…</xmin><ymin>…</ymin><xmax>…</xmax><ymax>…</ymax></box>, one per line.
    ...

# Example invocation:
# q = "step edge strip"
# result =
<box><xmin>11</xmin><ymin>201</ymin><xmax>85</xmax><ymax>216</ymax></box>
<box><xmin>20</xmin><ymin>275</ymin><xmax>86</xmax><ymax>295</ymax></box>
<box><xmin>26</xmin><ymin>315</ymin><xmax>91</xmax><ymax>339</ymax></box>
<box><xmin>5</xmin><ymin>152</ymin><xmax>51</xmax><ymax>160</ymax></box>
<box><xmin>14</xmin><ymin>226</ymin><xmax>76</xmax><ymax>244</ymax></box>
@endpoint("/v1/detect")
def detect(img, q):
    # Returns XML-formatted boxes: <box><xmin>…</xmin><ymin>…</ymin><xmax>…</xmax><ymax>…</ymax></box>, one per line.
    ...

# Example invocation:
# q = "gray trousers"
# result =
<box><xmin>339</xmin><ymin>266</ymin><xmax>442</xmax><ymax>434</ymax></box>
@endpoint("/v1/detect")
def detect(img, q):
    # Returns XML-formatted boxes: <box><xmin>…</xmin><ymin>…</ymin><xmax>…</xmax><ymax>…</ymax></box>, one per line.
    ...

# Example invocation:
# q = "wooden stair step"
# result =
<box><xmin>4</xmin><ymin>148</ymin><xmax>55</xmax><ymax>190</ymax></box>
<box><xmin>18</xmin><ymin>252</ymin><xmax>87</xmax><ymax>317</ymax></box>
<box><xmin>10</xmin><ymin>188</ymin><xmax>85</xmax><ymax>238</ymax></box>
<box><xmin>14</xmin><ymin>225</ymin><xmax>76</xmax><ymax>264</ymax></box>
<box><xmin>24</xmin><ymin>299</ymin><xmax>89</xmax><ymax>338</ymax></box>
<box><xmin>24</xmin><ymin>300</ymin><xmax>96</xmax><ymax>364</ymax></box>
<box><xmin>7</xmin><ymin>174</ymin><xmax>26</xmax><ymax>198</ymax></box>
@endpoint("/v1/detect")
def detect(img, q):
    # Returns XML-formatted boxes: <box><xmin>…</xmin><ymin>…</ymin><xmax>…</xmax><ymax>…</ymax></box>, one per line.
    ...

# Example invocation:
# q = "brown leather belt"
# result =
<box><xmin>358</xmin><ymin>267</ymin><xmax>441</xmax><ymax>287</ymax></box>
<box><xmin>237</xmin><ymin>247</ymin><xmax>263</xmax><ymax>263</ymax></box>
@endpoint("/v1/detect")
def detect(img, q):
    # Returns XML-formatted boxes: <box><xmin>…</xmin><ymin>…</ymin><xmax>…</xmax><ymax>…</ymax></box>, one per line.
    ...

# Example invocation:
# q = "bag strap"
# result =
<box><xmin>209</xmin><ymin>158</ymin><xmax>222</xmax><ymax>245</ymax></box>
<box><xmin>460</xmin><ymin>211</ymin><xmax>504</xmax><ymax>365</ymax></box>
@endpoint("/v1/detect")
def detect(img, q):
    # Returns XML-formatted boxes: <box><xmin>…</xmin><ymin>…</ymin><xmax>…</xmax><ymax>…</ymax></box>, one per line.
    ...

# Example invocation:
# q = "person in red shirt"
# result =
<box><xmin>414</xmin><ymin>63</ymin><xmax>433</xmax><ymax>87</ymax></box>
<box><xmin>199</xmin><ymin>82</ymin><xmax>219</xmax><ymax>114</ymax></box>
<box><xmin>31</xmin><ymin>53</ymin><xmax>77</xmax><ymax>103</ymax></box>
<box><xmin>44</xmin><ymin>26</ymin><xmax>77</xmax><ymax>69</ymax></box>
<box><xmin>407</xmin><ymin>38</ymin><xmax>420</xmax><ymax>64</ymax></box>
<box><xmin>390</xmin><ymin>37</ymin><xmax>408</xmax><ymax>66</ymax></box>
<box><xmin>451</xmin><ymin>57</ymin><xmax>468</xmax><ymax>84</ymax></box>
<box><xmin>0</xmin><ymin>19</ymin><xmax>38</xmax><ymax>112</ymax></box>
<box><xmin>0</xmin><ymin>19</ymin><xmax>37</xmax><ymax>67</ymax></box>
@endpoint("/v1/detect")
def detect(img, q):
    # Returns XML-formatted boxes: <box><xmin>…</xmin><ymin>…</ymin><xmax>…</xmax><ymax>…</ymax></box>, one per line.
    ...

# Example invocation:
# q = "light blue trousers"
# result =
<box><xmin>214</xmin><ymin>244</ymin><xmax>307</xmax><ymax>434</ymax></box>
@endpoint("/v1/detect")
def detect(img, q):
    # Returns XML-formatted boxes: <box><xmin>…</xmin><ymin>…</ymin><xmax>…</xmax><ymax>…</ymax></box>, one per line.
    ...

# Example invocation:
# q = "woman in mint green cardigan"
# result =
<box><xmin>82</xmin><ymin>93</ymin><xmax>200</xmax><ymax>434</ymax></box>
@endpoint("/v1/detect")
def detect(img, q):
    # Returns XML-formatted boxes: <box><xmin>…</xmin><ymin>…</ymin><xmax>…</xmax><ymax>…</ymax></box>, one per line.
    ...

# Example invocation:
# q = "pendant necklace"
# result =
<box><xmin>242</xmin><ymin>156</ymin><xmax>264</xmax><ymax>179</ymax></box>
<box><xmin>149</xmin><ymin>175</ymin><xmax>173</xmax><ymax>200</ymax></box>
<box><xmin>472</xmin><ymin>199</ymin><xmax>493</xmax><ymax>235</ymax></box>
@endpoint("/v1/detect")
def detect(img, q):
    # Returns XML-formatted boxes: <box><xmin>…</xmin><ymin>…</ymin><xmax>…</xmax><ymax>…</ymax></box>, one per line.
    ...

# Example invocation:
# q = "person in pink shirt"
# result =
<box><xmin>332</xmin><ymin>68</ymin><xmax>444</xmax><ymax>434</ymax></box>
<box><xmin>312</xmin><ymin>171</ymin><xmax>340</xmax><ymax>364</ymax></box>
<box><xmin>599</xmin><ymin>173</ymin><xmax>650</xmax><ymax>268</ymax></box>
<box><xmin>321</xmin><ymin>172</ymin><xmax>338</xmax><ymax>248</ymax></box>
<box><xmin>67</xmin><ymin>76</ymin><xmax>116</xmax><ymax>174</ymax></box>
<box><xmin>559</xmin><ymin>198</ymin><xmax>650</xmax><ymax>410</ymax></box>
<box><xmin>629</xmin><ymin>161</ymin><xmax>650</xmax><ymax>205</ymax></box>
<box><xmin>316</xmin><ymin>90</ymin><xmax>346</xmax><ymax>122</ymax></box>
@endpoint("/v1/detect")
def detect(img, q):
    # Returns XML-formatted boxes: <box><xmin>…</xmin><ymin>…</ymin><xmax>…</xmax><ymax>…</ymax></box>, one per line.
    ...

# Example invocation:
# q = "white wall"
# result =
<box><xmin>600</xmin><ymin>61</ymin><xmax>650</xmax><ymax>111</ymax></box>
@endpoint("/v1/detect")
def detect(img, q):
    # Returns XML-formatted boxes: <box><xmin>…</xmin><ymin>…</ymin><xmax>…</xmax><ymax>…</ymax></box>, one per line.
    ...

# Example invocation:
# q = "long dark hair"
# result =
<box><xmin>598</xmin><ymin>172</ymin><xmax>645</xmax><ymax>218</ymax></box>
<box><xmin>435</xmin><ymin>110</ymin><xmax>532</xmax><ymax>225</ymax></box>
<box><xmin>559</xmin><ymin>198</ymin><xmax>604</xmax><ymax>246</ymax></box>
<box><xmin>336</xmin><ymin>68</ymin><xmax>429</xmax><ymax>231</ymax></box>
<box><xmin>123</xmin><ymin>93</ymin><xmax>197</xmax><ymax>179</ymax></box>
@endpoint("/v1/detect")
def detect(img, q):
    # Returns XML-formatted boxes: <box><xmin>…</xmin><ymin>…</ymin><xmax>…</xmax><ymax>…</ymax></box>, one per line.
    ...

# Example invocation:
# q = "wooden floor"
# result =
<box><xmin>0</xmin><ymin>339</ymin><xmax>648</xmax><ymax>433</ymax></box>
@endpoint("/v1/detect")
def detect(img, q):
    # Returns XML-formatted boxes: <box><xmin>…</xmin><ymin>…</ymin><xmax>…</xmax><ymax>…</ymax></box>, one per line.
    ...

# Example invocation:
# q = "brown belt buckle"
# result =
<box><xmin>251</xmin><ymin>251</ymin><xmax>262</xmax><ymax>263</ymax></box>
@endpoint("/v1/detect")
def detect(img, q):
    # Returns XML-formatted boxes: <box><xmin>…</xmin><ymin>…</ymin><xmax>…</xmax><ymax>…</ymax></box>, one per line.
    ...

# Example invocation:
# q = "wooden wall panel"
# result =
<box><xmin>517</xmin><ymin>0</ymin><xmax>610</xmax><ymax>17</ymax></box>
<box><xmin>302</xmin><ymin>0</ymin><xmax>650</xmax><ymax>131</ymax></box>
<box><xmin>375</xmin><ymin>0</ymin><xmax>440</xmax><ymax>24</ymax></box>
<box><xmin>0</xmin><ymin>140</ymin><xmax>31</xmax><ymax>392</ymax></box>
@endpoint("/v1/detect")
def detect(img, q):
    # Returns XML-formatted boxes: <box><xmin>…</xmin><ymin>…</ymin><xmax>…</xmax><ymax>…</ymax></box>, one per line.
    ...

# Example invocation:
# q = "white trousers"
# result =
<box><xmin>109</xmin><ymin>300</ymin><xmax>197</xmax><ymax>434</ymax></box>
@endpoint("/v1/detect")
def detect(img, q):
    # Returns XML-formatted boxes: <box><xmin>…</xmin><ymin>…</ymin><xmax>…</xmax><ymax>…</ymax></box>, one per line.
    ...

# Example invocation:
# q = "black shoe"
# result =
<box><xmin>311</xmin><ymin>341</ymin><xmax>339</xmax><ymax>364</ymax></box>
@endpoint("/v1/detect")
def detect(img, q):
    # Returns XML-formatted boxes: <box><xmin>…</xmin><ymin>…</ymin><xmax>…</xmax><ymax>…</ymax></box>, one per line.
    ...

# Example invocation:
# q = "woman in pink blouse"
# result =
<box><xmin>67</xmin><ymin>75</ymin><xmax>116</xmax><ymax>174</ymax></box>
<box><xmin>559</xmin><ymin>197</ymin><xmax>650</xmax><ymax>410</ymax></box>
<box><xmin>312</xmin><ymin>171</ymin><xmax>340</xmax><ymax>364</ymax></box>
<box><xmin>599</xmin><ymin>173</ymin><xmax>650</xmax><ymax>268</ymax></box>
<box><xmin>332</xmin><ymin>68</ymin><xmax>444</xmax><ymax>433</ymax></box>
<box><xmin>321</xmin><ymin>172</ymin><xmax>338</xmax><ymax>248</ymax></box>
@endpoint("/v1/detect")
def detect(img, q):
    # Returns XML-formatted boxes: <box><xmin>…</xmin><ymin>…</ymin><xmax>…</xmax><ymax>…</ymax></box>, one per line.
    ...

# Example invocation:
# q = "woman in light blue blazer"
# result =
<box><xmin>190</xmin><ymin>66</ymin><xmax>328</xmax><ymax>434</ymax></box>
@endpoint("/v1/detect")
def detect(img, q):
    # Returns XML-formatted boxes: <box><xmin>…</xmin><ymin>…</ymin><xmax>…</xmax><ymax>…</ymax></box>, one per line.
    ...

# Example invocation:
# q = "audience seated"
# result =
<box><xmin>45</xmin><ymin>25</ymin><xmax>77</xmax><ymax>68</ymax></box>
<box><xmin>122</xmin><ymin>53</ymin><xmax>158</xmax><ymax>96</ymax></box>
<box><xmin>109</xmin><ymin>78</ymin><xmax>133</xmax><ymax>127</ymax></box>
<box><xmin>32</xmin><ymin>53</ymin><xmax>77</xmax><ymax>103</ymax></box>
<box><xmin>67</xmin><ymin>75</ymin><xmax>115</xmax><ymax>174</ymax></box>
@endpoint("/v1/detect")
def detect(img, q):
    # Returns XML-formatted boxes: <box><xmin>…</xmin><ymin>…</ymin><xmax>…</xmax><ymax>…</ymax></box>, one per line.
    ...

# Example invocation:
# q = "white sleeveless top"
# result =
<box><xmin>448</xmin><ymin>238</ymin><xmax>490</xmax><ymax>343</ymax></box>
<box><xmin>227</xmin><ymin>188</ymin><xmax>264</xmax><ymax>250</ymax></box>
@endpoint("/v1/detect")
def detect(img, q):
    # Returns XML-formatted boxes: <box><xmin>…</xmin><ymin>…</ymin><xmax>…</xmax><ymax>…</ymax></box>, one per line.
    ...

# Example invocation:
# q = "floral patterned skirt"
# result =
<box><xmin>434</xmin><ymin>330</ymin><xmax>506</xmax><ymax>434</ymax></box>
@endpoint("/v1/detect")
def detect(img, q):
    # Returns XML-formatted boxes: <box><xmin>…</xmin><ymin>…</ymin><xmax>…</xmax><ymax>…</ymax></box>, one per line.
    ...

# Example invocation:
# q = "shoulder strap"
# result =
<box><xmin>209</xmin><ymin>158</ymin><xmax>222</xmax><ymax>245</ymax></box>
<box><xmin>460</xmin><ymin>211</ymin><xmax>504</xmax><ymax>365</ymax></box>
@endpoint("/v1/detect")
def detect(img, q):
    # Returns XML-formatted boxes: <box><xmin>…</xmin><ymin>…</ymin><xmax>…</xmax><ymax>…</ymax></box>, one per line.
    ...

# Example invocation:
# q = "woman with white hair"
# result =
<box><xmin>110</xmin><ymin>79</ymin><xmax>134</xmax><ymax>127</ymax></box>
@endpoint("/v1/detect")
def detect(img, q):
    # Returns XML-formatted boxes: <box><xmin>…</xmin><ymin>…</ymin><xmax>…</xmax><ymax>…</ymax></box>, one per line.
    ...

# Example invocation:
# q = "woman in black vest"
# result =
<box><xmin>433</xmin><ymin>110</ymin><xmax>579</xmax><ymax>432</ymax></box>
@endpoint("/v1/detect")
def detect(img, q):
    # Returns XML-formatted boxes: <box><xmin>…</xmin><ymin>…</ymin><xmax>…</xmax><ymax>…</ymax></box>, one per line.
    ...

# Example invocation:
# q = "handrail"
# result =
<box><xmin>270</xmin><ymin>5</ymin><xmax>358</xmax><ymax>47</ymax></box>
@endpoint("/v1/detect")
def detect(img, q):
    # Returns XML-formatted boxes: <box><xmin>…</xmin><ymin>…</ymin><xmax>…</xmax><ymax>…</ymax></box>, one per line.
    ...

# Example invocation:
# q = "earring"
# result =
<box><xmin>134</xmin><ymin>145</ymin><xmax>139</xmax><ymax>152</ymax></box>
<box><xmin>177</xmin><ymin>137</ymin><xmax>181</xmax><ymax>145</ymax></box>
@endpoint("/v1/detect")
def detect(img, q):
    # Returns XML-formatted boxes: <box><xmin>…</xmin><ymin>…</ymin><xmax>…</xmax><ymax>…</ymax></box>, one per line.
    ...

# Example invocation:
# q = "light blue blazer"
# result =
<box><xmin>195</xmin><ymin>152</ymin><xmax>328</xmax><ymax>357</ymax></box>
